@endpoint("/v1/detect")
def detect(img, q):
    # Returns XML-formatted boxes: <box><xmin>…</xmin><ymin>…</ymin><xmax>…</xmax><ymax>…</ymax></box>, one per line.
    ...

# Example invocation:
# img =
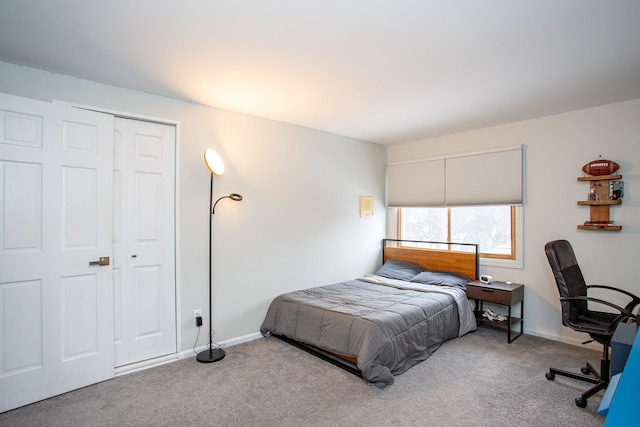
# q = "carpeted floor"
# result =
<box><xmin>0</xmin><ymin>327</ymin><xmax>605</xmax><ymax>426</ymax></box>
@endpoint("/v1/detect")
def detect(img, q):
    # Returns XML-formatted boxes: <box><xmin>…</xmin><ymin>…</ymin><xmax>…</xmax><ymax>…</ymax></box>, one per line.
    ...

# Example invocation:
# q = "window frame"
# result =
<box><xmin>397</xmin><ymin>205</ymin><xmax>518</xmax><ymax>261</ymax></box>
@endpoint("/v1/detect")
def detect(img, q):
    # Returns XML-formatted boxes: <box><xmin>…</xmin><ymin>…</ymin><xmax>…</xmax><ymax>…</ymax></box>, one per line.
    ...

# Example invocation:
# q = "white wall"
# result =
<box><xmin>388</xmin><ymin>98</ymin><xmax>640</xmax><ymax>346</ymax></box>
<box><xmin>4</xmin><ymin>59</ymin><xmax>637</xmax><ymax>352</ymax></box>
<box><xmin>0</xmin><ymin>62</ymin><xmax>387</xmax><ymax>352</ymax></box>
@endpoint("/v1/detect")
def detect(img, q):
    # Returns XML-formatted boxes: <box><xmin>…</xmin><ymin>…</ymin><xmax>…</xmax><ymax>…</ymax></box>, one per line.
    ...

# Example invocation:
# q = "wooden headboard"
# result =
<box><xmin>382</xmin><ymin>239</ymin><xmax>479</xmax><ymax>280</ymax></box>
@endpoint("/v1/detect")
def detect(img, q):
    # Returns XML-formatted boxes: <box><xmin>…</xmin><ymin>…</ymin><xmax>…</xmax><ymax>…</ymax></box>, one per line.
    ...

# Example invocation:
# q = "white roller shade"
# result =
<box><xmin>386</xmin><ymin>146</ymin><xmax>523</xmax><ymax>207</ymax></box>
<box><xmin>386</xmin><ymin>158</ymin><xmax>445</xmax><ymax>207</ymax></box>
<box><xmin>445</xmin><ymin>146</ymin><xmax>522</xmax><ymax>206</ymax></box>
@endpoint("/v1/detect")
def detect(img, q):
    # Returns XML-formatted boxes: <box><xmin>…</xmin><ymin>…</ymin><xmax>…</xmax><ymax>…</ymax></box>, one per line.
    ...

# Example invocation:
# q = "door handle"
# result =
<box><xmin>89</xmin><ymin>256</ymin><xmax>110</xmax><ymax>266</ymax></box>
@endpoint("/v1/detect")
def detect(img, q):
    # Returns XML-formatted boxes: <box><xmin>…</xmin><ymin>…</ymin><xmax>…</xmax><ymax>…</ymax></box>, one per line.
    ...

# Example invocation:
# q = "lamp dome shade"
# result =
<box><xmin>204</xmin><ymin>149</ymin><xmax>225</xmax><ymax>175</ymax></box>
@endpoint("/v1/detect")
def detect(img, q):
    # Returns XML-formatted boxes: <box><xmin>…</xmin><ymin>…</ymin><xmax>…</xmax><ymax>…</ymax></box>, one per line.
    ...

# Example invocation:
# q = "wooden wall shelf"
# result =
<box><xmin>577</xmin><ymin>174</ymin><xmax>621</xmax><ymax>181</ymax></box>
<box><xmin>577</xmin><ymin>174</ymin><xmax>622</xmax><ymax>231</ymax></box>
<box><xmin>577</xmin><ymin>200</ymin><xmax>622</xmax><ymax>206</ymax></box>
<box><xmin>577</xmin><ymin>224</ymin><xmax>622</xmax><ymax>231</ymax></box>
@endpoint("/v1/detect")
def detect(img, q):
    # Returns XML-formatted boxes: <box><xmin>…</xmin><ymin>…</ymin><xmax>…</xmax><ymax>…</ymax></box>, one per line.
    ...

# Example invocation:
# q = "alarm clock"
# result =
<box><xmin>480</xmin><ymin>275</ymin><xmax>493</xmax><ymax>284</ymax></box>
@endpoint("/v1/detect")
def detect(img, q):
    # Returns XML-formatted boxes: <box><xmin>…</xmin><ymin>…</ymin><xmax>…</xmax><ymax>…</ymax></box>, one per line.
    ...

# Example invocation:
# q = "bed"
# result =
<box><xmin>260</xmin><ymin>239</ymin><xmax>479</xmax><ymax>388</ymax></box>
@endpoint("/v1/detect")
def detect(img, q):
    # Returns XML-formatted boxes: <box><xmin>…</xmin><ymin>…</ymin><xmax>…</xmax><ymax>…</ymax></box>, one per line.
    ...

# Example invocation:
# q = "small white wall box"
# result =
<box><xmin>360</xmin><ymin>196</ymin><xmax>374</xmax><ymax>218</ymax></box>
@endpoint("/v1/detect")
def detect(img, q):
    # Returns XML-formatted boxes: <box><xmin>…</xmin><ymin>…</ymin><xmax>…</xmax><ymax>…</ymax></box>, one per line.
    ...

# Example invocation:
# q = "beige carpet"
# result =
<box><xmin>0</xmin><ymin>327</ymin><xmax>605</xmax><ymax>426</ymax></box>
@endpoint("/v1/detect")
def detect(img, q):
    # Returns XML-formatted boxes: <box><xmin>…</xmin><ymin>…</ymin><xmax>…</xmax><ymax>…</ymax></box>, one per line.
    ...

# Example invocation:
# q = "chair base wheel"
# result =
<box><xmin>581</xmin><ymin>366</ymin><xmax>591</xmax><ymax>375</ymax></box>
<box><xmin>575</xmin><ymin>396</ymin><xmax>587</xmax><ymax>408</ymax></box>
<box><xmin>547</xmin><ymin>364</ymin><xmax>608</xmax><ymax>409</ymax></box>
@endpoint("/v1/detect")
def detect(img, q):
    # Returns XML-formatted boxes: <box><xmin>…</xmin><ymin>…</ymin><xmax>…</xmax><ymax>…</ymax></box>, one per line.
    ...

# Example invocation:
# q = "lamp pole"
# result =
<box><xmin>197</xmin><ymin>172</ymin><xmax>225</xmax><ymax>363</ymax></box>
<box><xmin>197</xmin><ymin>149</ymin><xmax>242</xmax><ymax>364</ymax></box>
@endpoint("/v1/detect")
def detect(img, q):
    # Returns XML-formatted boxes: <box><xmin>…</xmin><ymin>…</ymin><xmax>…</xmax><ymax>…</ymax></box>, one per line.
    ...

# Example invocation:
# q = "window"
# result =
<box><xmin>398</xmin><ymin>205</ymin><xmax>516</xmax><ymax>260</ymax></box>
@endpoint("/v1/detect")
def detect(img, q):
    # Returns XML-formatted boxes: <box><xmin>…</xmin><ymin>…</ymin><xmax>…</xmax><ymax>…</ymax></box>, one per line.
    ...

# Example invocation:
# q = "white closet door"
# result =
<box><xmin>0</xmin><ymin>93</ymin><xmax>114</xmax><ymax>412</ymax></box>
<box><xmin>113</xmin><ymin>118</ymin><xmax>176</xmax><ymax>368</ymax></box>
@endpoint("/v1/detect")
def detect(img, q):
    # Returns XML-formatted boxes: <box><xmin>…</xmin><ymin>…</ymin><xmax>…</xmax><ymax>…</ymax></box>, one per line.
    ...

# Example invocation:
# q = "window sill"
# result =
<box><xmin>481</xmin><ymin>256</ymin><xmax>523</xmax><ymax>270</ymax></box>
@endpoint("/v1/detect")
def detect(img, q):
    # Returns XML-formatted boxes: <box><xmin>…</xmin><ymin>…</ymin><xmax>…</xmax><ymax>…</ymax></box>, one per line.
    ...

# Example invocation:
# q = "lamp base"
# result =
<box><xmin>196</xmin><ymin>347</ymin><xmax>225</xmax><ymax>363</ymax></box>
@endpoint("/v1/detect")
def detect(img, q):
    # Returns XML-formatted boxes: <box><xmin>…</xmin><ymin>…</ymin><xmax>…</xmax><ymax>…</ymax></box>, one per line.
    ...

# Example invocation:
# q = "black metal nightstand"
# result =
<box><xmin>466</xmin><ymin>280</ymin><xmax>524</xmax><ymax>343</ymax></box>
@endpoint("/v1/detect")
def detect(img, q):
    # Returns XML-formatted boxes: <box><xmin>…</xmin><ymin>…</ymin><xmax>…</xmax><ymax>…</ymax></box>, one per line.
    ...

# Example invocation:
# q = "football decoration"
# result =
<box><xmin>582</xmin><ymin>159</ymin><xmax>619</xmax><ymax>176</ymax></box>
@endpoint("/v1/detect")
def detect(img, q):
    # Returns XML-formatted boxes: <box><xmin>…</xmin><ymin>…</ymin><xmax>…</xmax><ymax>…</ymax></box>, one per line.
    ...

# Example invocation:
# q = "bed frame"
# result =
<box><xmin>273</xmin><ymin>239</ymin><xmax>479</xmax><ymax>379</ymax></box>
<box><xmin>381</xmin><ymin>239</ymin><xmax>479</xmax><ymax>281</ymax></box>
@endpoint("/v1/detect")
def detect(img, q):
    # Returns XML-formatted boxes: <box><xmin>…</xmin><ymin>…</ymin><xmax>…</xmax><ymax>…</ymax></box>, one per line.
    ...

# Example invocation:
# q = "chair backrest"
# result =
<box><xmin>545</xmin><ymin>239</ymin><xmax>588</xmax><ymax>325</ymax></box>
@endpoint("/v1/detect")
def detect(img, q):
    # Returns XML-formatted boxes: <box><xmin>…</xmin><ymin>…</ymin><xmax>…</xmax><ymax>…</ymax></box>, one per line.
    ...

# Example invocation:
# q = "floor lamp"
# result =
<box><xmin>197</xmin><ymin>148</ymin><xmax>243</xmax><ymax>363</ymax></box>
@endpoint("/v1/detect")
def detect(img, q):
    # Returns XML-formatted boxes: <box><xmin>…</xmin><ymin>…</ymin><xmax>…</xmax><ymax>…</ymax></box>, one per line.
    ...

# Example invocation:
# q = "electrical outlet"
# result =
<box><xmin>193</xmin><ymin>309</ymin><xmax>202</xmax><ymax>326</ymax></box>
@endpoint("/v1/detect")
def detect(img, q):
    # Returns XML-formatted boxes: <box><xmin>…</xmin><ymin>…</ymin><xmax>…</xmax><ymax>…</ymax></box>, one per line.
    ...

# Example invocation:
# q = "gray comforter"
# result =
<box><xmin>260</xmin><ymin>275</ymin><xmax>477</xmax><ymax>388</ymax></box>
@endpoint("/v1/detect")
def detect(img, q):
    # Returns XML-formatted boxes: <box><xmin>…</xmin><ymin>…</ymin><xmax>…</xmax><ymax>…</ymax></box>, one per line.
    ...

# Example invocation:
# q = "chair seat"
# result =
<box><xmin>572</xmin><ymin>312</ymin><xmax>620</xmax><ymax>344</ymax></box>
<box><xmin>575</xmin><ymin>311</ymin><xmax>619</xmax><ymax>329</ymax></box>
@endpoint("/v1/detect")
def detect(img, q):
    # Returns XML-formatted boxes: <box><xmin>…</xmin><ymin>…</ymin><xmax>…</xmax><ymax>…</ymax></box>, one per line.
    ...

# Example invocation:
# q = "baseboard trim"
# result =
<box><xmin>115</xmin><ymin>329</ymin><xmax>598</xmax><ymax>378</ymax></box>
<box><xmin>114</xmin><ymin>332</ymin><xmax>264</xmax><ymax>376</ymax></box>
<box><xmin>179</xmin><ymin>331</ymin><xmax>263</xmax><ymax>360</ymax></box>
<box><xmin>523</xmin><ymin>327</ymin><xmax>601</xmax><ymax>351</ymax></box>
<box><xmin>115</xmin><ymin>354</ymin><xmax>178</xmax><ymax>376</ymax></box>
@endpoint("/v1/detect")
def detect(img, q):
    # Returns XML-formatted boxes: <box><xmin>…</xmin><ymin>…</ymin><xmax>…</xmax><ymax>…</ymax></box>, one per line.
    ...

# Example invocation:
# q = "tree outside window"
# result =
<box><xmin>399</xmin><ymin>206</ymin><xmax>515</xmax><ymax>259</ymax></box>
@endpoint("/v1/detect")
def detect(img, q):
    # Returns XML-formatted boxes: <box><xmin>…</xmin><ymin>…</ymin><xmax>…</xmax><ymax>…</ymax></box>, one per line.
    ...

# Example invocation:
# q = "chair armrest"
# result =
<box><xmin>560</xmin><ymin>295</ymin><xmax>637</xmax><ymax>319</ymax></box>
<box><xmin>586</xmin><ymin>285</ymin><xmax>640</xmax><ymax>315</ymax></box>
<box><xmin>587</xmin><ymin>285</ymin><xmax>640</xmax><ymax>301</ymax></box>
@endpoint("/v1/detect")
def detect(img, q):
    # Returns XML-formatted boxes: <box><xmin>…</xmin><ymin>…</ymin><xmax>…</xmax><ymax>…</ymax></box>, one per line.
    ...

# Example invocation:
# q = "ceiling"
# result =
<box><xmin>1</xmin><ymin>1</ymin><xmax>639</xmax><ymax>145</ymax></box>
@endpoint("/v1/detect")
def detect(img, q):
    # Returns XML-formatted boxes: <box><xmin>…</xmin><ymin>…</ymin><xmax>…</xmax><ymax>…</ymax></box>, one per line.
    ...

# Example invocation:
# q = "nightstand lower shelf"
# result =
<box><xmin>473</xmin><ymin>303</ymin><xmax>523</xmax><ymax>343</ymax></box>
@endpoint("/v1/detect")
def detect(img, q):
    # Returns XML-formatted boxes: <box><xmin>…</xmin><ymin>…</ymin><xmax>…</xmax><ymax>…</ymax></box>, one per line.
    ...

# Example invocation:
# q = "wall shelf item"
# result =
<box><xmin>577</xmin><ymin>174</ymin><xmax>622</xmax><ymax>231</ymax></box>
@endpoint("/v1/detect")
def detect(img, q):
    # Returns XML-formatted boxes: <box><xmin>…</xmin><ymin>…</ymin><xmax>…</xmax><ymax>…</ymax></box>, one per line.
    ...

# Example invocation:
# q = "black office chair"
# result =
<box><xmin>544</xmin><ymin>239</ymin><xmax>639</xmax><ymax>408</ymax></box>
